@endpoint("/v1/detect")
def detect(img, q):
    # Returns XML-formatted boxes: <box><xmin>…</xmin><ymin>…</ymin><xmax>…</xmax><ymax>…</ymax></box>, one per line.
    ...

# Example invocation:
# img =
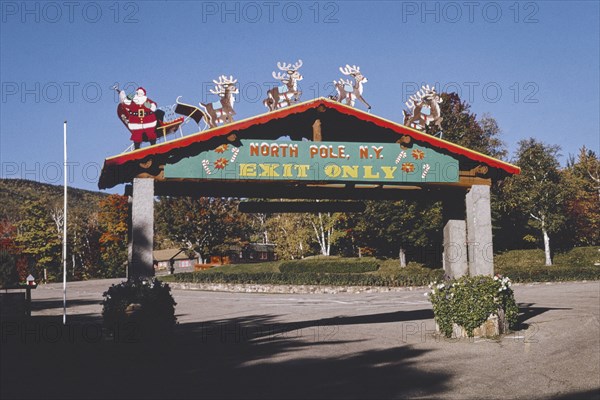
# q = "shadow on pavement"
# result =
<box><xmin>30</xmin><ymin>298</ymin><xmax>102</xmax><ymax>312</ymax></box>
<box><xmin>547</xmin><ymin>388</ymin><xmax>600</xmax><ymax>400</ymax></box>
<box><xmin>517</xmin><ymin>303</ymin><xmax>572</xmax><ymax>329</ymax></box>
<box><xmin>1</xmin><ymin>311</ymin><xmax>448</xmax><ymax>399</ymax></box>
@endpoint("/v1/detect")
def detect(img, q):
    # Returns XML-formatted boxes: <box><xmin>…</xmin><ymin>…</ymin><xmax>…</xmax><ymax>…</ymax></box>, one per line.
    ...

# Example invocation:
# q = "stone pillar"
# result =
<box><xmin>465</xmin><ymin>185</ymin><xmax>493</xmax><ymax>276</ymax></box>
<box><xmin>443</xmin><ymin>220</ymin><xmax>468</xmax><ymax>278</ymax></box>
<box><xmin>129</xmin><ymin>178</ymin><xmax>155</xmax><ymax>280</ymax></box>
<box><xmin>442</xmin><ymin>194</ymin><xmax>467</xmax><ymax>278</ymax></box>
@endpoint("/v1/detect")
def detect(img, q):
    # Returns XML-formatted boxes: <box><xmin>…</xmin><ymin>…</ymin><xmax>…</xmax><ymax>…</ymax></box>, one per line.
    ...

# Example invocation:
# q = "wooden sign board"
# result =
<box><xmin>164</xmin><ymin>140</ymin><xmax>459</xmax><ymax>183</ymax></box>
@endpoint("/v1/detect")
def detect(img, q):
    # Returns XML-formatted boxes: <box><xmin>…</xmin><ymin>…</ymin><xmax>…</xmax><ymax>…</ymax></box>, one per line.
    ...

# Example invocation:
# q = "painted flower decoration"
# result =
<box><xmin>214</xmin><ymin>144</ymin><xmax>229</xmax><ymax>153</ymax></box>
<box><xmin>214</xmin><ymin>158</ymin><xmax>228</xmax><ymax>169</ymax></box>
<box><xmin>412</xmin><ymin>149</ymin><xmax>425</xmax><ymax>160</ymax></box>
<box><xmin>401</xmin><ymin>162</ymin><xmax>415</xmax><ymax>173</ymax></box>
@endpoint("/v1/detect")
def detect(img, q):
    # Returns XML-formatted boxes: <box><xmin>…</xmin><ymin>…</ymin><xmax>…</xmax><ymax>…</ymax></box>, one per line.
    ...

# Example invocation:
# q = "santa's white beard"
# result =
<box><xmin>133</xmin><ymin>95</ymin><xmax>148</xmax><ymax>105</ymax></box>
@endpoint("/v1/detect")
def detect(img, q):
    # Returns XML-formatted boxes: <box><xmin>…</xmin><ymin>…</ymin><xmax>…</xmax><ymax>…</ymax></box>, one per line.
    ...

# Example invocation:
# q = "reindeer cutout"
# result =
<box><xmin>402</xmin><ymin>85</ymin><xmax>443</xmax><ymax>132</ymax></box>
<box><xmin>263</xmin><ymin>60</ymin><xmax>303</xmax><ymax>111</ymax></box>
<box><xmin>201</xmin><ymin>75</ymin><xmax>238</xmax><ymax>128</ymax></box>
<box><xmin>176</xmin><ymin>75</ymin><xmax>239</xmax><ymax>130</ymax></box>
<box><xmin>333</xmin><ymin>64</ymin><xmax>371</xmax><ymax>110</ymax></box>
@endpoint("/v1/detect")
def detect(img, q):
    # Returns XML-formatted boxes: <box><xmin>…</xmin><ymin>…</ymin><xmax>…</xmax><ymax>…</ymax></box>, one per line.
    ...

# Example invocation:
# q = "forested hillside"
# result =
<box><xmin>0</xmin><ymin>179</ymin><xmax>107</xmax><ymax>222</ymax></box>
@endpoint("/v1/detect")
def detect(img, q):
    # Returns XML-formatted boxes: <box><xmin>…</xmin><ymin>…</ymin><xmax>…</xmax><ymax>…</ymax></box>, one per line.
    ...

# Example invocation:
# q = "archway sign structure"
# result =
<box><xmin>98</xmin><ymin>98</ymin><xmax>520</xmax><ymax>280</ymax></box>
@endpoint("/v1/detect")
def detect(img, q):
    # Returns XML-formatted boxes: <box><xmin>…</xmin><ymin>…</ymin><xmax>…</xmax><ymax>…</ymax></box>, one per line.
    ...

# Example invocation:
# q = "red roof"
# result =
<box><xmin>99</xmin><ymin>97</ymin><xmax>519</xmax><ymax>188</ymax></box>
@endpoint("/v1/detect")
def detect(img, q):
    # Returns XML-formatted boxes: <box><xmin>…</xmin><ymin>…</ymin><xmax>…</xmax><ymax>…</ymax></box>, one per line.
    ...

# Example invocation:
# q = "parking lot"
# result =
<box><xmin>1</xmin><ymin>279</ymin><xmax>599</xmax><ymax>399</ymax></box>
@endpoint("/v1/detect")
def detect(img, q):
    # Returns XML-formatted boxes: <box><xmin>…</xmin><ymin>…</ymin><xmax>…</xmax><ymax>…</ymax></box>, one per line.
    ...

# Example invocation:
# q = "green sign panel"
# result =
<box><xmin>165</xmin><ymin>140</ymin><xmax>459</xmax><ymax>183</ymax></box>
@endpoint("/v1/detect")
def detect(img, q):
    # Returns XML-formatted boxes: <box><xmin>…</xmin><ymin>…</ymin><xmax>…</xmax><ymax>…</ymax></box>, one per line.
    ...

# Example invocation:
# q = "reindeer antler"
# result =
<box><xmin>223</xmin><ymin>75</ymin><xmax>237</xmax><ymax>85</ymax></box>
<box><xmin>340</xmin><ymin>64</ymin><xmax>361</xmax><ymax>75</ymax></box>
<box><xmin>277</xmin><ymin>60</ymin><xmax>303</xmax><ymax>72</ymax></box>
<box><xmin>410</xmin><ymin>92</ymin><xmax>423</xmax><ymax>103</ymax></box>
<box><xmin>209</xmin><ymin>85</ymin><xmax>225</xmax><ymax>95</ymax></box>
<box><xmin>213</xmin><ymin>75</ymin><xmax>238</xmax><ymax>87</ymax></box>
<box><xmin>277</xmin><ymin>61</ymin><xmax>293</xmax><ymax>71</ymax></box>
<box><xmin>272</xmin><ymin>71</ymin><xmax>289</xmax><ymax>82</ymax></box>
<box><xmin>421</xmin><ymin>85</ymin><xmax>437</xmax><ymax>95</ymax></box>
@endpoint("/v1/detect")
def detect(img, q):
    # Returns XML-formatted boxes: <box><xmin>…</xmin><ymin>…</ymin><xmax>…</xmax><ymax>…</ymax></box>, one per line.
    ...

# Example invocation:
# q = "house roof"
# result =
<box><xmin>249</xmin><ymin>243</ymin><xmax>276</xmax><ymax>252</ymax></box>
<box><xmin>153</xmin><ymin>248</ymin><xmax>193</xmax><ymax>262</ymax></box>
<box><xmin>99</xmin><ymin>97</ymin><xmax>520</xmax><ymax>189</ymax></box>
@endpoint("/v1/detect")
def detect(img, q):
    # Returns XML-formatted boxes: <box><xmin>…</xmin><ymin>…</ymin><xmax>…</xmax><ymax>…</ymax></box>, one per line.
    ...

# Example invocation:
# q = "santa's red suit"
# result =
<box><xmin>119</xmin><ymin>87</ymin><xmax>158</xmax><ymax>146</ymax></box>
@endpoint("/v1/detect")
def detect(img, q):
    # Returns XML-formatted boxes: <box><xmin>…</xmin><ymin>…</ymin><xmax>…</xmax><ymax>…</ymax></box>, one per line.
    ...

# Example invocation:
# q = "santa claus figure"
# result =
<box><xmin>119</xmin><ymin>87</ymin><xmax>158</xmax><ymax>149</ymax></box>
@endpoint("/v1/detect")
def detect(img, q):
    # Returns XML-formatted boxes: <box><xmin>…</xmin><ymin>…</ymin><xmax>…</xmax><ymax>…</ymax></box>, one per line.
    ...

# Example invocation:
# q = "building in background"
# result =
<box><xmin>153</xmin><ymin>249</ymin><xmax>195</xmax><ymax>271</ymax></box>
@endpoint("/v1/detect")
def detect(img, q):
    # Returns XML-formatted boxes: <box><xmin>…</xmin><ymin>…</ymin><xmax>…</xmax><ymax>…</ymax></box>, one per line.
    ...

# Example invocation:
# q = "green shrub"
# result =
<box><xmin>102</xmin><ymin>278</ymin><xmax>177</xmax><ymax>339</ymax></box>
<box><xmin>279</xmin><ymin>259</ymin><xmax>379</xmax><ymax>274</ymax></box>
<box><xmin>172</xmin><ymin>268</ymin><xmax>443</xmax><ymax>287</ymax></box>
<box><xmin>495</xmin><ymin>266</ymin><xmax>600</xmax><ymax>282</ymax></box>
<box><xmin>494</xmin><ymin>249</ymin><xmax>547</xmax><ymax>269</ymax></box>
<box><xmin>427</xmin><ymin>275</ymin><xmax>519</xmax><ymax>338</ymax></box>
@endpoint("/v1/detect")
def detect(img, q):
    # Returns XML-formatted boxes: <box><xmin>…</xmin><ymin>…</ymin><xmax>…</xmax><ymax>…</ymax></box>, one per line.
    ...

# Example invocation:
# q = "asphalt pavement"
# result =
<box><xmin>1</xmin><ymin>279</ymin><xmax>599</xmax><ymax>399</ymax></box>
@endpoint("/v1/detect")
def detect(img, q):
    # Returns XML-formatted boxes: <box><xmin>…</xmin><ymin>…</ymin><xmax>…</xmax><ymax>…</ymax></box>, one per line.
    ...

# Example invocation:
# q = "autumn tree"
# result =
<box><xmin>155</xmin><ymin>197</ymin><xmax>249</xmax><ymax>263</ymax></box>
<box><xmin>500</xmin><ymin>139</ymin><xmax>565</xmax><ymax>265</ymax></box>
<box><xmin>561</xmin><ymin>146</ymin><xmax>600</xmax><ymax>246</ymax></box>
<box><xmin>70</xmin><ymin>209</ymin><xmax>102</xmax><ymax>280</ymax></box>
<box><xmin>98</xmin><ymin>194</ymin><xmax>129</xmax><ymax>278</ymax></box>
<box><xmin>248</xmin><ymin>212</ymin><xmax>270</xmax><ymax>244</ymax></box>
<box><xmin>306</xmin><ymin>210</ymin><xmax>345</xmax><ymax>257</ymax></box>
<box><xmin>266</xmin><ymin>213</ymin><xmax>313</xmax><ymax>260</ymax></box>
<box><xmin>0</xmin><ymin>220</ymin><xmax>28</xmax><ymax>286</ymax></box>
<box><xmin>15</xmin><ymin>200</ymin><xmax>61</xmax><ymax>281</ymax></box>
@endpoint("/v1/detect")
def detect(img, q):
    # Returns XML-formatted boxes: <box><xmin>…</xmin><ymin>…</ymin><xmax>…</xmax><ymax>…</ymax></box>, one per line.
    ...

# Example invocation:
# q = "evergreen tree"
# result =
<box><xmin>426</xmin><ymin>93</ymin><xmax>506</xmax><ymax>159</ymax></box>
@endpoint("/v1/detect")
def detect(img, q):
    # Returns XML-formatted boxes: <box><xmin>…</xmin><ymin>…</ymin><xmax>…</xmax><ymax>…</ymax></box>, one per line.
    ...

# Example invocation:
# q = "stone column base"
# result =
<box><xmin>436</xmin><ymin>308</ymin><xmax>509</xmax><ymax>338</ymax></box>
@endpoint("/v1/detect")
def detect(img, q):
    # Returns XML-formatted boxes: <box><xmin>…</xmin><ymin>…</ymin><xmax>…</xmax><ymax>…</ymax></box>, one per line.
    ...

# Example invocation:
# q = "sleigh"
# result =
<box><xmin>155</xmin><ymin>116</ymin><xmax>184</xmax><ymax>139</ymax></box>
<box><xmin>174</xmin><ymin>97</ymin><xmax>205</xmax><ymax>126</ymax></box>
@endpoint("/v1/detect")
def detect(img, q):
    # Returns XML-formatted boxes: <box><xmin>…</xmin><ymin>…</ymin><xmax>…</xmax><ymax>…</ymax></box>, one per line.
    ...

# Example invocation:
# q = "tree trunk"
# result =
<box><xmin>542</xmin><ymin>227</ymin><xmax>552</xmax><ymax>266</ymax></box>
<box><xmin>399</xmin><ymin>247</ymin><xmax>407</xmax><ymax>268</ymax></box>
<box><xmin>311</xmin><ymin>213</ymin><xmax>329</xmax><ymax>256</ymax></box>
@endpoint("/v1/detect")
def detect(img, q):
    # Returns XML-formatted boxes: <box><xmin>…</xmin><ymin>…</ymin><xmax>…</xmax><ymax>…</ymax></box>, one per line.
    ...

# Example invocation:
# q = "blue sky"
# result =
<box><xmin>1</xmin><ymin>0</ymin><xmax>598</xmax><ymax>193</ymax></box>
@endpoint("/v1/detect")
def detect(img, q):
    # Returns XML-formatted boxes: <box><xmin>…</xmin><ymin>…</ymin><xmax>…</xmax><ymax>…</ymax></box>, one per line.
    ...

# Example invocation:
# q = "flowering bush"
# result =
<box><xmin>102</xmin><ymin>278</ymin><xmax>177</xmax><ymax>339</ymax></box>
<box><xmin>426</xmin><ymin>274</ymin><xmax>519</xmax><ymax>338</ymax></box>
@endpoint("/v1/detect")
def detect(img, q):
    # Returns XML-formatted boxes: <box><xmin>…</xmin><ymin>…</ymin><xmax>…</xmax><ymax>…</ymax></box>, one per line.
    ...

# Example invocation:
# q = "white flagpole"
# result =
<box><xmin>63</xmin><ymin>121</ymin><xmax>68</xmax><ymax>325</ymax></box>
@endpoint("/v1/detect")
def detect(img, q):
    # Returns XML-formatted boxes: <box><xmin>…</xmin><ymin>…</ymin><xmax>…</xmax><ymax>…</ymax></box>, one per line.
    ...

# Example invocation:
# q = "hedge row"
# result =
<box><xmin>497</xmin><ymin>266</ymin><xmax>600</xmax><ymax>283</ymax></box>
<box><xmin>172</xmin><ymin>269</ymin><xmax>444</xmax><ymax>287</ymax></box>
<box><xmin>279</xmin><ymin>260</ymin><xmax>379</xmax><ymax>274</ymax></box>
<box><xmin>168</xmin><ymin>263</ymin><xmax>600</xmax><ymax>287</ymax></box>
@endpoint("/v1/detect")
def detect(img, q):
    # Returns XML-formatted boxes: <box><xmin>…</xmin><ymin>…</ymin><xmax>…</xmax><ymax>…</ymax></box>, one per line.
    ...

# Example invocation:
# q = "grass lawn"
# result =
<box><xmin>495</xmin><ymin>246</ymin><xmax>600</xmax><ymax>282</ymax></box>
<box><xmin>201</xmin><ymin>261</ymin><xmax>282</xmax><ymax>274</ymax></box>
<box><xmin>168</xmin><ymin>256</ymin><xmax>429</xmax><ymax>277</ymax></box>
